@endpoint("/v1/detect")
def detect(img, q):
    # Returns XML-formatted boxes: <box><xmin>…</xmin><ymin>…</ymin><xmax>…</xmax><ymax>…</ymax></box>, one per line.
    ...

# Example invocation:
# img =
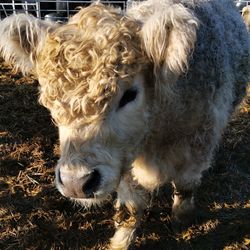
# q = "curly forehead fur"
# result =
<box><xmin>37</xmin><ymin>4</ymin><xmax>148</xmax><ymax>126</ymax></box>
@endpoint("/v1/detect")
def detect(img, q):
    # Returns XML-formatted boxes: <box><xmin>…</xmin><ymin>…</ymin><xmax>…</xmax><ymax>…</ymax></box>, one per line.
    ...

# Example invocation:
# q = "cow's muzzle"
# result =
<box><xmin>56</xmin><ymin>167</ymin><xmax>101</xmax><ymax>199</ymax></box>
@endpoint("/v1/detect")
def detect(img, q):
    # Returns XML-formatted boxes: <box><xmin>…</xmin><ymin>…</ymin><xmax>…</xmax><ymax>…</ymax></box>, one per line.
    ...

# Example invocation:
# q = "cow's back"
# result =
<box><xmin>145</xmin><ymin>0</ymin><xmax>250</xmax><ymax>148</ymax></box>
<box><xmin>175</xmin><ymin>0</ymin><xmax>249</xmax><ymax>119</ymax></box>
<box><xmin>181</xmin><ymin>0</ymin><xmax>249</xmax><ymax>105</ymax></box>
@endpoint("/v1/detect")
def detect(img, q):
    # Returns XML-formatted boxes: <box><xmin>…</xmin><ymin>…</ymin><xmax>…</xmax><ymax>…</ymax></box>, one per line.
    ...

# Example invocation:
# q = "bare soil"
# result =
<box><xmin>0</xmin><ymin>59</ymin><xmax>249</xmax><ymax>250</ymax></box>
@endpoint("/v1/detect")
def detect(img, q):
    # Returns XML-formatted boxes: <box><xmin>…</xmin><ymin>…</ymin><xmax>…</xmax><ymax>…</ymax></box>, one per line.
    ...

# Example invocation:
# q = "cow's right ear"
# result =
<box><xmin>0</xmin><ymin>14</ymin><xmax>55</xmax><ymax>75</ymax></box>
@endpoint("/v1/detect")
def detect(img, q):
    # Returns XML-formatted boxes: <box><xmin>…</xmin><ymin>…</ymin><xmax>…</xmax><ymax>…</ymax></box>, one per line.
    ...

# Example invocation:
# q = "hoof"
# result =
<box><xmin>171</xmin><ymin>192</ymin><xmax>196</xmax><ymax>232</ymax></box>
<box><xmin>109</xmin><ymin>227</ymin><xmax>136</xmax><ymax>250</ymax></box>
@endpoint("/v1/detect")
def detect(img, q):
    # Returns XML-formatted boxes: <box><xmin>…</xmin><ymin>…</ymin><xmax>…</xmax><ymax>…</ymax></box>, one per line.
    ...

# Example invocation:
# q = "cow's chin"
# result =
<box><xmin>72</xmin><ymin>193</ymin><xmax>112</xmax><ymax>208</ymax></box>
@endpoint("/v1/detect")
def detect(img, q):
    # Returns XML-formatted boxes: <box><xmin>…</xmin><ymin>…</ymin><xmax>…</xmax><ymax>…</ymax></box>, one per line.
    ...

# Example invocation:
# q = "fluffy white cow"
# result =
<box><xmin>0</xmin><ymin>0</ymin><xmax>249</xmax><ymax>249</ymax></box>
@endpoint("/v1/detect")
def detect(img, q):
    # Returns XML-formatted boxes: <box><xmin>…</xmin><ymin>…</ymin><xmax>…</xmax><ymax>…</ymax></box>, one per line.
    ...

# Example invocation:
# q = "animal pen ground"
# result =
<box><xmin>0</xmin><ymin>59</ymin><xmax>250</xmax><ymax>249</ymax></box>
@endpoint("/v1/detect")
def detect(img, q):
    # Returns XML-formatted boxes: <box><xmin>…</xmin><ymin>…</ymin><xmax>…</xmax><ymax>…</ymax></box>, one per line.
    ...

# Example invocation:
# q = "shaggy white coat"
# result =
<box><xmin>0</xmin><ymin>0</ymin><xmax>249</xmax><ymax>249</ymax></box>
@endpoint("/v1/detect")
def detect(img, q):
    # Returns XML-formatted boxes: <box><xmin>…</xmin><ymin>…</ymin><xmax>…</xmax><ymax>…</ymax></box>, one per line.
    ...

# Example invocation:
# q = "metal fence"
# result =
<box><xmin>0</xmin><ymin>0</ymin><xmax>250</xmax><ymax>21</ymax></box>
<box><xmin>0</xmin><ymin>0</ymin><xmax>128</xmax><ymax>21</ymax></box>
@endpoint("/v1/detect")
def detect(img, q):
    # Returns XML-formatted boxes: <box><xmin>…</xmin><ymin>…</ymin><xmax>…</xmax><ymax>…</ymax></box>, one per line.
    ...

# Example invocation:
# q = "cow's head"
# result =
<box><xmin>0</xmin><ymin>3</ymin><xmax>197</xmax><ymax>206</ymax></box>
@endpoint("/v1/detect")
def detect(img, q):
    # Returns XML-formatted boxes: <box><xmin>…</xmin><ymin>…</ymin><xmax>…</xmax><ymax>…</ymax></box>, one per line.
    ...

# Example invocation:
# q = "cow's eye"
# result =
<box><xmin>118</xmin><ymin>88</ymin><xmax>138</xmax><ymax>109</ymax></box>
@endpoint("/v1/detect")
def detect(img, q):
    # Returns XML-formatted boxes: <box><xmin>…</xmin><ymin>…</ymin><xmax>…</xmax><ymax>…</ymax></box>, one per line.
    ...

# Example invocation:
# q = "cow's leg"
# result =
<box><xmin>109</xmin><ymin>175</ymin><xmax>149</xmax><ymax>250</ymax></box>
<box><xmin>170</xmin><ymin>134</ymin><xmax>216</xmax><ymax>225</ymax></box>
<box><xmin>171</xmin><ymin>160</ymin><xmax>211</xmax><ymax>228</ymax></box>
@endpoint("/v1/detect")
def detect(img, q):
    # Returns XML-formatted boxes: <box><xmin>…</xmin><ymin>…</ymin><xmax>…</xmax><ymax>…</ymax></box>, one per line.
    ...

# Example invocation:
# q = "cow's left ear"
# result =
<box><xmin>0</xmin><ymin>14</ymin><xmax>55</xmax><ymax>75</ymax></box>
<box><xmin>140</xmin><ymin>3</ymin><xmax>198</xmax><ymax>76</ymax></box>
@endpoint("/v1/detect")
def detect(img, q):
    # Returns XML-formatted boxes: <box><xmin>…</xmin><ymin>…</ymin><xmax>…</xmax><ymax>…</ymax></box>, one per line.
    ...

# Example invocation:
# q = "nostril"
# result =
<box><xmin>57</xmin><ymin>169</ymin><xmax>64</xmax><ymax>185</ymax></box>
<box><xmin>82</xmin><ymin>169</ymin><xmax>101</xmax><ymax>197</ymax></box>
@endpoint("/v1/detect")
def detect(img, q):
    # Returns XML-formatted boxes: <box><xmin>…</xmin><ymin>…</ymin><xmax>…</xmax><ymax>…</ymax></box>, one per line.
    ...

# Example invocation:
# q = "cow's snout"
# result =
<box><xmin>56</xmin><ymin>168</ymin><xmax>101</xmax><ymax>199</ymax></box>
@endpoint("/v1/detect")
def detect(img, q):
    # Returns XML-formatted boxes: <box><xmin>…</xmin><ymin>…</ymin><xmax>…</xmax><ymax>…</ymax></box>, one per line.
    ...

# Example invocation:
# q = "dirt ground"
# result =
<box><xmin>0</xmin><ymin>58</ymin><xmax>249</xmax><ymax>250</ymax></box>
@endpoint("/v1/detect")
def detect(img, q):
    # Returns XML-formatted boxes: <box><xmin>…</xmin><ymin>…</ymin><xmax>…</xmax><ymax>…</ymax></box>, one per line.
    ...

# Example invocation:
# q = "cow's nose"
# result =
<box><xmin>57</xmin><ymin>169</ymin><xmax>101</xmax><ymax>198</ymax></box>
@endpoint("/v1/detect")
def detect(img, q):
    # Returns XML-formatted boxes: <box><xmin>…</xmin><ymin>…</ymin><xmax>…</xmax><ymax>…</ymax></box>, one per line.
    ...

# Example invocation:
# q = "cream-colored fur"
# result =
<box><xmin>242</xmin><ymin>6</ymin><xmax>250</xmax><ymax>31</ymax></box>
<box><xmin>0</xmin><ymin>0</ymin><xmax>249</xmax><ymax>249</ymax></box>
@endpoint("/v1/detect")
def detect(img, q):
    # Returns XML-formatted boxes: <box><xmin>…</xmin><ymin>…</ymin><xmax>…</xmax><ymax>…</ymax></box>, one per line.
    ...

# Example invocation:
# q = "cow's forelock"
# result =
<box><xmin>36</xmin><ymin>4</ymin><xmax>148</xmax><ymax>127</ymax></box>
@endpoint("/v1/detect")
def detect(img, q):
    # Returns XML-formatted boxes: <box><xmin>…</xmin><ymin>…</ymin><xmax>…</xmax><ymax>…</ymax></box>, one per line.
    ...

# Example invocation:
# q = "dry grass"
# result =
<box><xmin>0</xmin><ymin>58</ymin><xmax>249</xmax><ymax>249</ymax></box>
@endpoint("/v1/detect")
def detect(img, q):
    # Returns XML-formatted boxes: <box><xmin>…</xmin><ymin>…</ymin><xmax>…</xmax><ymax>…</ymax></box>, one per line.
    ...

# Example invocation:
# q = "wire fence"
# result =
<box><xmin>0</xmin><ymin>0</ymin><xmax>249</xmax><ymax>21</ymax></box>
<box><xmin>0</xmin><ymin>0</ymin><xmax>128</xmax><ymax>21</ymax></box>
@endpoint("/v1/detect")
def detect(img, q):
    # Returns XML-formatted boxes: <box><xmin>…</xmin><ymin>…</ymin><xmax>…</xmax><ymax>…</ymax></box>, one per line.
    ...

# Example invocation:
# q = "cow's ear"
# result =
<box><xmin>0</xmin><ymin>14</ymin><xmax>55</xmax><ymax>75</ymax></box>
<box><xmin>140</xmin><ymin>4</ymin><xmax>198</xmax><ymax>76</ymax></box>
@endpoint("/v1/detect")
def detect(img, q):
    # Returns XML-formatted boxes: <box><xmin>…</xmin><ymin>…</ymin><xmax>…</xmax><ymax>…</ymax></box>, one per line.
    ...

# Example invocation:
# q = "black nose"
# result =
<box><xmin>57</xmin><ymin>169</ymin><xmax>101</xmax><ymax>199</ymax></box>
<box><xmin>82</xmin><ymin>169</ymin><xmax>101</xmax><ymax>197</ymax></box>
